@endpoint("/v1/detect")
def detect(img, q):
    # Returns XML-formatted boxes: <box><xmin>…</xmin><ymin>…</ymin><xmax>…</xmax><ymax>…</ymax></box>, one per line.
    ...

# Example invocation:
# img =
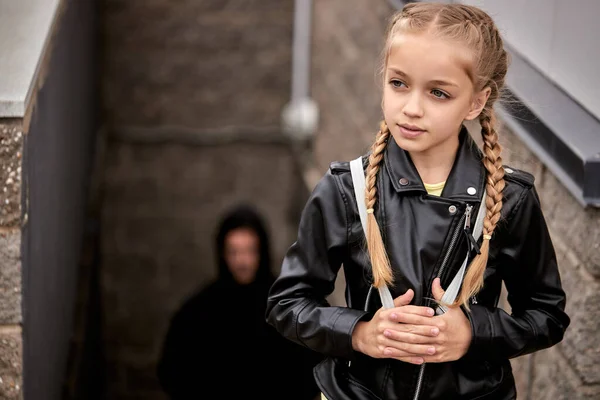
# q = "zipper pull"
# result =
<box><xmin>468</xmin><ymin>235</ymin><xmax>481</xmax><ymax>255</ymax></box>
<box><xmin>463</xmin><ymin>205</ymin><xmax>481</xmax><ymax>254</ymax></box>
<box><xmin>463</xmin><ymin>205</ymin><xmax>473</xmax><ymax>231</ymax></box>
<box><xmin>471</xmin><ymin>296</ymin><xmax>478</xmax><ymax>305</ymax></box>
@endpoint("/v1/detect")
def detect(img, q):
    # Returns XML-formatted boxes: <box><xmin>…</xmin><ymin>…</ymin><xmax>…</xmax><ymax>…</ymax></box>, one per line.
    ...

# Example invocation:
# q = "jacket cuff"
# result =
<box><xmin>330</xmin><ymin>308</ymin><xmax>369</xmax><ymax>359</ymax></box>
<box><xmin>462</xmin><ymin>304</ymin><xmax>493</xmax><ymax>361</ymax></box>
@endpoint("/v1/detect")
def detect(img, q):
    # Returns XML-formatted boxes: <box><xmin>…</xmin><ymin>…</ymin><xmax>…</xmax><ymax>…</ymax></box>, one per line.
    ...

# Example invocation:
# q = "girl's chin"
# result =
<box><xmin>390</xmin><ymin>132</ymin><xmax>428</xmax><ymax>152</ymax></box>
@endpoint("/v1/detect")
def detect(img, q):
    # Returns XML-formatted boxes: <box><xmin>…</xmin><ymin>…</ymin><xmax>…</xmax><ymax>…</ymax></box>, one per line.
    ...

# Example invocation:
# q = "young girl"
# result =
<box><xmin>266</xmin><ymin>3</ymin><xmax>569</xmax><ymax>400</ymax></box>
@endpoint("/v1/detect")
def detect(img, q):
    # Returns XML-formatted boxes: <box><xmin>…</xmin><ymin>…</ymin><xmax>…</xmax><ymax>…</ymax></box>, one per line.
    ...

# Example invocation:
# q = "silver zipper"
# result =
<box><xmin>434</xmin><ymin>205</ymin><xmax>472</xmax><ymax>284</ymax></box>
<box><xmin>412</xmin><ymin>204</ymin><xmax>472</xmax><ymax>400</ymax></box>
<box><xmin>413</xmin><ymin>366</ymin><xmax>426</xmax><ymax>400</ymax></box>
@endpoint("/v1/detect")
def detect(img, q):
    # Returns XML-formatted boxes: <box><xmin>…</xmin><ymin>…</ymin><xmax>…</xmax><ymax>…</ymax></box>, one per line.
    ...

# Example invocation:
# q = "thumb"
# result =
<box><xmin>432</xmin><ymin>278</ymin><xmax>445</xmax><ymax>302</ymax></box>
<box><xmin>393</xmin><ymin>288</ymin><xmax>414</xmax><ymax>307</ymax></box>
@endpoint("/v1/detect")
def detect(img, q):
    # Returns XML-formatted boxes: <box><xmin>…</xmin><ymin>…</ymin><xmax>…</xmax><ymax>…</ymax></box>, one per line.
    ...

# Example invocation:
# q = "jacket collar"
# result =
<box><xmin>383</xmin><ymin>126</ymin><xmax>486</xmax><ymax>202</ymax></box>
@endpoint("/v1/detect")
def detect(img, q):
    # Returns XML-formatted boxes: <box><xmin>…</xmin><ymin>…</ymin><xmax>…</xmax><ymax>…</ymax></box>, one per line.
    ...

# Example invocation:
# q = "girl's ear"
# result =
<box><xmin>465</xmin><ymin>87</ymin><xmax>492</xmax><ymax>121</ymax></box>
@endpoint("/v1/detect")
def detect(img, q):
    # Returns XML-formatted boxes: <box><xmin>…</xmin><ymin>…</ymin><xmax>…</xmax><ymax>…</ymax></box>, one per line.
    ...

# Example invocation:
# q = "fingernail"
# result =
<box><xmin>415</xmin><ymin>358</ymin><xmax>424</xmax><ymax>364</ymax></box>
<box><xmin>384</xmin><ymin>349</ymin><xmax>392</xmax><ymax>355</ymax></box>
<box><xmin>384</xmin><ymin>330</ymin><xmax>391</xmax><ymax>337</ymax></box>
<box><xmin>427</xmin><ymin>308</ymin><xmax>434</xmax><ymax>316</ymax></box>
<box><xmin>431</xmin><ymin>328</ymin><xmax>439</xmax><ymax>335</ymax></box>
<box><xmin>390</xmin><ymin>313</ymin><xmax>397</xmax><ymax>320</ymax></box>
<box><xmin>428</xmin><ymin>347</ymin><xmax>436</xmax><ymax>355</ymax></box>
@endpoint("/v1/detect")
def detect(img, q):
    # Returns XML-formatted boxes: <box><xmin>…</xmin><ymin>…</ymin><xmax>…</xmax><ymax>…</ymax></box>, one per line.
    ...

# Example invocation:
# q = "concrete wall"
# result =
<box><xmin>98</xmin><ymin>1</ymin><xmax>303</xmax><ymax>398</ymax></box>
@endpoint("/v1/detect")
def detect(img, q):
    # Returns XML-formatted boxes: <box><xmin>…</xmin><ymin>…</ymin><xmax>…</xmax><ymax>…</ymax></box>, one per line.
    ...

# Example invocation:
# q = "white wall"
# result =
<box><xmin>459</xmin><ymin>0</ymin><xmax>600</xmax><ymax>121</ymax></box>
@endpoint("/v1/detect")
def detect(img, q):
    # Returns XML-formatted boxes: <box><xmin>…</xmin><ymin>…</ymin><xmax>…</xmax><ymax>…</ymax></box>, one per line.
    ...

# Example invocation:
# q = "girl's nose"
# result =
<box><xmin>402</xmin><ymin>93</ymin><xmax>424</xmax><ymax>118</ymax></box>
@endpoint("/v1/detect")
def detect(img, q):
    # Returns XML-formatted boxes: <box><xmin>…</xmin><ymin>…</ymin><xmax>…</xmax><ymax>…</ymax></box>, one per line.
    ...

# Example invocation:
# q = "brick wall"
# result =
<box><xmin>310</xmin><ymin>1</ymin><xmax>600</xmax><ymax>398</ymax></box>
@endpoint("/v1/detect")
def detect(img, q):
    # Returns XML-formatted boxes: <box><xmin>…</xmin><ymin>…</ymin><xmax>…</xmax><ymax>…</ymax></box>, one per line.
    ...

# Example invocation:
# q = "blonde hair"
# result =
<box><xmin>366</xmin><ymin>3</ymin><xmax>508</xmax><ymax>308</ymax></box>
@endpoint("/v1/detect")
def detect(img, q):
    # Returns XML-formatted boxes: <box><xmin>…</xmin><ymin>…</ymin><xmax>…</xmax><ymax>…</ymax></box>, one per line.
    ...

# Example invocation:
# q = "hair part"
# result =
<box><xmin>366</xmin><ymin>3</ymin><xmax>508</xmax><ymax>308</ymax></box>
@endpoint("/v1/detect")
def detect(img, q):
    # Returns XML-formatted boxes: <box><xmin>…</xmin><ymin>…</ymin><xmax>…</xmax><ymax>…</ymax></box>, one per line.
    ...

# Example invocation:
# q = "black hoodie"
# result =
<box><xmin>157</xmin><ymin>205</ymin><xmax>321</xmax><ymax>399</ymax></box>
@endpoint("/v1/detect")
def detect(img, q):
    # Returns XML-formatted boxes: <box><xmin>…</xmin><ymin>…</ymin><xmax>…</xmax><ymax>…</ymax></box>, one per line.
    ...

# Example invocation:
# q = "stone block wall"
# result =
<box><xmin>0</xmin><ymin>120</ymin><xmax>24</xmax><ymax>399</ymax></box>
<box><xmin>499</xmin><ymin>127</ymin><xmax>600</xmax><ymax>399</ymax></box>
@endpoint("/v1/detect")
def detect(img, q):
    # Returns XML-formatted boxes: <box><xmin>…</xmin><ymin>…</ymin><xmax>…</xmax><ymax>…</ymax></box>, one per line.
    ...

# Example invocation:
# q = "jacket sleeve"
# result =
<box><xmin>464</xmin><ymin>185</ymin><xmax>570</xmax><ymax>362</ymax></box>
<box><xmin>266</xmin><ymin>169</ymin><xmax>368</xmax><ymax>359</ymax></box>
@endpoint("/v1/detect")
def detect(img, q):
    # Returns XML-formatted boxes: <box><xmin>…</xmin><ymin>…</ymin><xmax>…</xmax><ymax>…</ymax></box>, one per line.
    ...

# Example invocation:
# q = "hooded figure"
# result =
<box><xmin>157</xmin><ymin>205</ymin><xmax>321</xmax><ymax>399</ymax></box>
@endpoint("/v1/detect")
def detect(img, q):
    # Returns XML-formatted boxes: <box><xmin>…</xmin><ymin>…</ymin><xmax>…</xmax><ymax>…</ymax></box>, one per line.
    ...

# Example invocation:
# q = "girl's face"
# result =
<box><xmin>382</xmin><ymin>32</ymin><xmax>489</xmax><ymax>157</ymax></box>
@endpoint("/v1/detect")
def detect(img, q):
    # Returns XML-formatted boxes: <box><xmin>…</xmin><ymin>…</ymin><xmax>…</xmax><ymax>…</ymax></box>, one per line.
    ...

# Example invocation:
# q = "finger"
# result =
<box><xmin>383</xmin><ymin>329</ymin><xmax>435</xmax><ymax>344</ymax></box>
<box><xmin>393</xmin><ymin>289</ymin><xmax>414</xmax><ymax>307</ymax></box>
<box><xmin>432</xmin><ymin>278</ymin><xmax>445</xmax><ymax>302</ymax></box>
<box><xmin>383</xmin><ymin>343</ymin><xmax>436</xmax><ymax>357</ymax></box>
<box><xmin>394</xmin><ymin>356</ymin><xmax>425</xmax><ymax>365</ymax></box>
<box><xmin>378</xmin><ymin>346</ymin><xmax>424</xmax><ymax>363</ymax></box>
<box><xmin>422</xmin><ymin>354</ymin><xmax>445</xmax><ymax>363</ymax></box>
<box><xmin>390</xmin><ymin>312</ymin><xmax>438</xmax><ymax>326</ymax></box>
<box><xmin>395</xmin><ymin>324</ymin><xmax>440</xmax><ymax>337</ymax></box>
<box><xmin>388</xmin><ymin>305</ymin><xmax>435</xmax><ymax>318</ymax></box>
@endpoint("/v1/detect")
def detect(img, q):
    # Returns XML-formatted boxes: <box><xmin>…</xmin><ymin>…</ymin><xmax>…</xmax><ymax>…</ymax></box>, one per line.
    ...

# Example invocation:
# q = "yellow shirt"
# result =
<box><xmin>321</xmin><ymin>181</ymin><xmax>446</xmax><ymax>400</ymax></box>
<box><xmin>424</xmin><ymin>181</ymin><xmax>446</xmax><ymax>197</ymax></box>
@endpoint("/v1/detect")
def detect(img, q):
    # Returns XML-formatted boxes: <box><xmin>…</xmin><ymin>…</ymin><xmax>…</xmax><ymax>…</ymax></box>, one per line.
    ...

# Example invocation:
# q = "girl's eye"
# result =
<box><xmin>390</xmin><ymin>79</ymin><xmax>406</xmax><ymax>88</ymax></box>
<box><xmin>431</xmin><ymin>89</ymin><xmax>449</xmax><ymax>99</ymax></box>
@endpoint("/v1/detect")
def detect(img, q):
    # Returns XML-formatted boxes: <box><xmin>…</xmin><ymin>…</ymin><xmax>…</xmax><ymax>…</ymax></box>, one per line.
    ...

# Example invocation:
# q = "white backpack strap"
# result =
<box><xmin>437</xmin><ymin>194</ymin><xmax>487</xmax><ymax>313</ymax></box>
<box><xmin>349</xmin><ymin>157</ymin><xmax>395</xmax><ymax>310</ymax></box>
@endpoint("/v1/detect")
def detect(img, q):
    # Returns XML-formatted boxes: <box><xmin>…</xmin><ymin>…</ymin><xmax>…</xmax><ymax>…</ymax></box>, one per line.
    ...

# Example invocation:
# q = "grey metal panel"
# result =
<box><xmin>501</xmin><ymin>43</ymin><xmax>600</xmax><ymax>207</ymax></box>
<box><xmin>21</xmin><ymin>0</ymin><xmax>99</xmax><ymax>398</ymax></box>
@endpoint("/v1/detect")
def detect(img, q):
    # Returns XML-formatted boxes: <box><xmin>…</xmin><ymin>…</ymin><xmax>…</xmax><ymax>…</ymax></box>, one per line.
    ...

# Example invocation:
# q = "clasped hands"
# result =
<box><xmin>351</xmin><ymin>278</ymin><xmax>472</xmax><ymax>365</ymax></box>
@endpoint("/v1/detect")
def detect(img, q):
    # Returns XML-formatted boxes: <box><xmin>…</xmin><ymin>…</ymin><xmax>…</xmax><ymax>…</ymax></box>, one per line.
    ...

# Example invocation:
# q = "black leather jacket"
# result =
<box><xmin>266</xmin><ymin>129</ymin><xmax>570</xmax><ymax>399</ymax></box>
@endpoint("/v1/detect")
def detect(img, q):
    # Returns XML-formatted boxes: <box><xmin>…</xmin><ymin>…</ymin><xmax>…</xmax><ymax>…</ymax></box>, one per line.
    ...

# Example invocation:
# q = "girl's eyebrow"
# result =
<box><xmin>429</xmin><ymin>79</ymin><xmax>459</xmax><ymax>88</ymax></box>
<box><xmin>387</xmin><ymin>68</ymin><xmax>459</xmax><ymax>88</ymax></box>
<box><xmin>387</xmin><ymin>67</ymin><xmax>408</xmax><ymax>78</ymax></box>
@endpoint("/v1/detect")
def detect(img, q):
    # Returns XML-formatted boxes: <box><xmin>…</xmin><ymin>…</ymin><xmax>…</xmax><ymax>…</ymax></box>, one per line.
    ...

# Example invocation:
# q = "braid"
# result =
<box><xmin>365</xmin><ymin>121</ymin><xmax>394</xmax><ymax>288</ymax></box>
<box><xmin>455</xmin><ymin>108</ymin><xmax>505</xmax><ymax>308</ymax></box>
<box><xmin>480</xmin><ymin>109</ymin><xmax>505</xmax><ymax>235</ymax></box>
<box><xmin>366</xmin><ymin>121</ymin><xmax>389</xmax><ymax>212</ymax></box>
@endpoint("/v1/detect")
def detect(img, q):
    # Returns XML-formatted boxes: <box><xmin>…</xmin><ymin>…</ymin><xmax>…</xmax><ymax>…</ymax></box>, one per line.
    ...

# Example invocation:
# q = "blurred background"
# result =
<box><xmin>0</xmin><ymin>0</ymin><xmax>599</xmax><ymax>399</ymax></box>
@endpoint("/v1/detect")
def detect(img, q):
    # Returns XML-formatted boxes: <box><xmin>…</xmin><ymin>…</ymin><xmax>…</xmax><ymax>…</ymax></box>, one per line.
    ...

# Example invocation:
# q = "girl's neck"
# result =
<box><xmin>409</xmin><ymin>140</ymin><xmax>459</xmax><ymax>184</ymax></box>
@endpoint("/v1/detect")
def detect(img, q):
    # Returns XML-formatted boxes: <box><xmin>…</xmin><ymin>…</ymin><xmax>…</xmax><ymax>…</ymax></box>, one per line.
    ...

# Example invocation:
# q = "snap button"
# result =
<box><xmin>399</xmin><ymin>178</ymin><xmax>409</xmax><ymax>186</ymax></box>
<box><xmin>448</xmin><ymin>205</ymin><xmax>457</xmax><ymax>214</ymax></box>
<box><xmin>505</xmin><ymin>167</ymin><xmax>514</xmax><ymax>174</ymax></box>
<box><xmin>467</xmin><ymin>187</ymin><xmax>477</xmax><ymax>195</ymax></box>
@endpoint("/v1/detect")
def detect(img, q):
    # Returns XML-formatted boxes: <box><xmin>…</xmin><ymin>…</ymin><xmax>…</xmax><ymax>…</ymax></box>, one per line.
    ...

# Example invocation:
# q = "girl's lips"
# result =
<box><xmin>398</xmin><ymin>124</ymin><xmax>426</xmax><ymax>139</ymax></box>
